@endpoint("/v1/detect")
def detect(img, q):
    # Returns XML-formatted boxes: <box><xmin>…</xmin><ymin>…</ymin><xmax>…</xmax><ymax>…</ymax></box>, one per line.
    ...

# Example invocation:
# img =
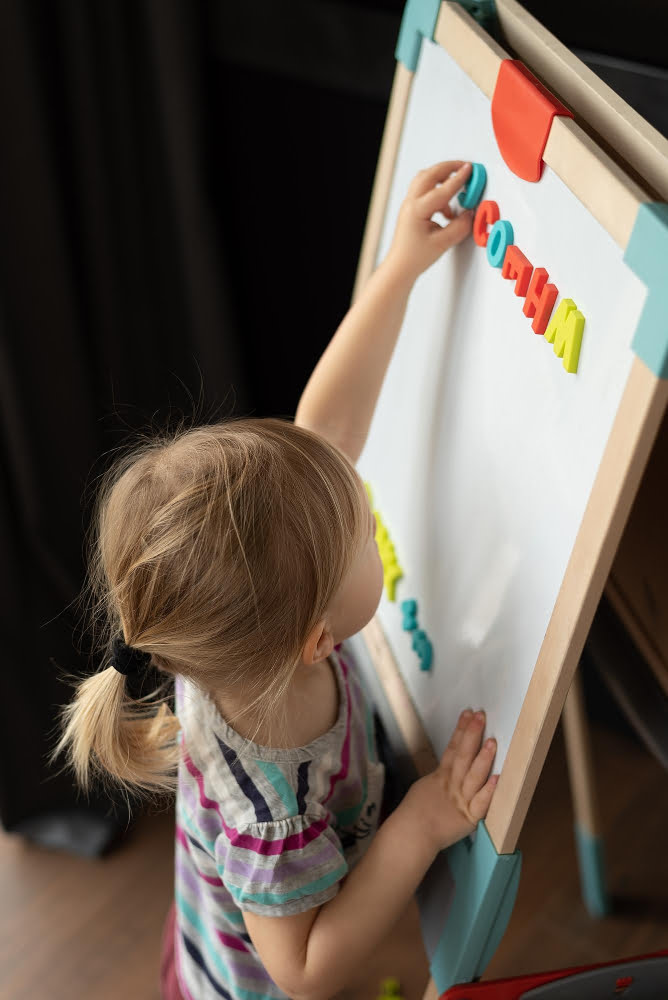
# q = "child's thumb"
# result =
<box><xmin>439</xmin><ymin>210</ymin><xmax>474</xmax><ymax>251</ymax></box>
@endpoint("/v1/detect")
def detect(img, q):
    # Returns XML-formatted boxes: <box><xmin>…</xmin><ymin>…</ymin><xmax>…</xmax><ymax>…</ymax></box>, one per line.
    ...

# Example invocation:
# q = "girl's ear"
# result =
<box><xmin>301</xmin><ymin>621</ymin><xmax>334</xmax><ymax>666</ymax></box>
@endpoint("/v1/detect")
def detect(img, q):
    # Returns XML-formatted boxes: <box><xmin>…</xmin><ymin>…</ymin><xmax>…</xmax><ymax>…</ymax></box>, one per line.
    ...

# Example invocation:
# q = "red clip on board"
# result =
<box><xmin>491</xmin><ymin>60</ymin><xmax>573</xmax><ymax>182</ymax></box>
<box><xmin>440</xmin><ymin>949</ymin><xmax>668</xmax><ymax>999</ymax></box>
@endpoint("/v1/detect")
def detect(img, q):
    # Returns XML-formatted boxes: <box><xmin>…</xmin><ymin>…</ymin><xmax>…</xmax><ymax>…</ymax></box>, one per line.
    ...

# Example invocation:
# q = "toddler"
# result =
<box><xmin>52</xmin><ymin>160</ymin><xmax>498</xmax><ymax>1000</ymax></box>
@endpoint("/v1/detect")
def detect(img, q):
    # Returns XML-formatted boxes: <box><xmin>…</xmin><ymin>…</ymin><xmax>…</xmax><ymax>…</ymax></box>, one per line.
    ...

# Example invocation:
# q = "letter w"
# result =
<box><xmin>545</xmin><ymin>298</ymin><xmax>585</xmax><ymax>373</ymax></box>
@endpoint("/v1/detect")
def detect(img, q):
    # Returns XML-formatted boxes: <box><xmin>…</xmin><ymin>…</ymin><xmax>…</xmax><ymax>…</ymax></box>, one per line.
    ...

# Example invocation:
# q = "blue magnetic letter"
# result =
<box><xmin>486</xmin><ymin>220</ymin><xmax>514</xmax><ymax>268</ymax></box>
<box><xmin>458</xmin><ymin>163</ymin><xmax>487</xmax><ymax>210</ymax></box>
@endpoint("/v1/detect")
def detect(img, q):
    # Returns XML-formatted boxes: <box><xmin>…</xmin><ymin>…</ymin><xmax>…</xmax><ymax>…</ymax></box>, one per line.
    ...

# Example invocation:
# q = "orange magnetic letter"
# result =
<box><xmin>473</xmin><ymin>200</ymin><xmax>500</xmax><ymax>248</ymax></box>
<box><xmin>502</xmin><ymin>245</ymin><xmax>533</xmax><ymax>296</ymax></box>
<box><xmin>522</xmin><ymin>267</ymin><xmax>558</xmax><ymax>336</ymax></box>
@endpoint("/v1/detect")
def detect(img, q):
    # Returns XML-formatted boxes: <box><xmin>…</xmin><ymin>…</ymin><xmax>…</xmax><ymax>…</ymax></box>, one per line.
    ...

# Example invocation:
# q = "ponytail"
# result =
<box><xmin>49</xmin><ymin>417</ymin><xmax>368</xmax><ymax>810</ymax></box>
<box><xmin>49</xmin><ymin>644</ymin><xmax>181</xmax><ymax>807</ymax></box>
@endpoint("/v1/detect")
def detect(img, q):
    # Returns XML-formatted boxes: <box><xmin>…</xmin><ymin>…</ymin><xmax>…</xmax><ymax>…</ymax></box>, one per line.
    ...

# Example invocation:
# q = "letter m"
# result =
<box><xmin>545</xmin><ymin>298</ymin><xmax>585</xmax><ymax>373</ymax></box>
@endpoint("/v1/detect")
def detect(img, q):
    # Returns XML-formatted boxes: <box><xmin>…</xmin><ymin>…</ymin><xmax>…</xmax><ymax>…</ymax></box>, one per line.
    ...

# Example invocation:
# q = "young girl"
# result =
<box><xmin>52</xmin><ymin>160</ymin><xmax>499</xmax><ymax>1000</ymax></box>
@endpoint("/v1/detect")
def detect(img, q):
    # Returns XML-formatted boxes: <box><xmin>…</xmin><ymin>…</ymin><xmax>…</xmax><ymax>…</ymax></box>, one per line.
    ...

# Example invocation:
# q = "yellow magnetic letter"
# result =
<box><xmin>544</xmin><ymin>298</ymin><xmax>585</xmax><ymax>373</ymax></box>
<box><xmin>384</xmin><ymin>559</ymin><xmax>403</xmax><ymax>602</ymax></box>
<box><xmin>364</xmin><ymin>485</ymin><xmax>404</xmax><ymax>601</ymax></box>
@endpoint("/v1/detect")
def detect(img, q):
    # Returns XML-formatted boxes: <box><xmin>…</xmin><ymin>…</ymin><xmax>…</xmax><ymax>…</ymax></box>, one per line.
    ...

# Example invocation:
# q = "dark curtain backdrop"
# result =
<box><xmin>0</xmin><ymin>0</ymin><xmax>402</xmax><ymax>854</ymax></box>
<box><xmin>0</xmin><ymin>0</ymin><xmax>253</xmax><ymax>850</ymax></box>
<box><xmin>0</xmin><ymin>0</ymin><xmax>665</xmax><ymax>855</ymax></box>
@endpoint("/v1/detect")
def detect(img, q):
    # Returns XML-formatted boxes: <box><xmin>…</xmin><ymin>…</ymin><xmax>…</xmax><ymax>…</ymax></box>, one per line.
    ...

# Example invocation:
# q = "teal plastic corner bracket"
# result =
<box><xmin>623</xmin><ymin>202</ymin><xmax>668</xmax><ymax>380</ymax></box>
<box><xmin>395</xmin><ymin>0</ymin><xmax>441</xmax><ymax>71</ymax></box>
<box><xmin>428</xmin><ymin>822</ymin><xmax>522</xmax><ymax>993</ymax></box>
<box><xmin>575</xmin><ymin>824</ymin><xmax>610</xmax><ymax>918</ymax></box>
<box><xmin>396</xmin><ymin>1</ymin><xmax>497</xmax><ymax>71</ymax></box>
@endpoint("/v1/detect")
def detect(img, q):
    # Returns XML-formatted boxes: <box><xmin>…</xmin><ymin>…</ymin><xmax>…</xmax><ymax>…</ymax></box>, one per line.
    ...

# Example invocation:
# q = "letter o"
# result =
<box><xmin>486</xmin><ymin>220</ymin><xmax>514</xmax><ymax>268</ymax></box>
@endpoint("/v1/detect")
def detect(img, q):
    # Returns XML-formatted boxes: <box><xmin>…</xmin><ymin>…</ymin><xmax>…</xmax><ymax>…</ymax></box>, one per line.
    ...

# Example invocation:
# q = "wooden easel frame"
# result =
<box><xmin>352</xmin><ymin>2</ymin><xmax>668</xmax><ymax>996</ymax></box>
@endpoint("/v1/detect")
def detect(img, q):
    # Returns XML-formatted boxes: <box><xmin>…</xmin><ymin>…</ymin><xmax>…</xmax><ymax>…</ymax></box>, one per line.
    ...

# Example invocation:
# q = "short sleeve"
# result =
<box><xmin>215</xmin><ymin>813</ymin><xmax>348</xmax><ymax>917</ymax></box>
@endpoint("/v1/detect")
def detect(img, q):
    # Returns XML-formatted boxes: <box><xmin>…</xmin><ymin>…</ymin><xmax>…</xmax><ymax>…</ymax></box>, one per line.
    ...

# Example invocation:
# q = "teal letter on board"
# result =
<box><xmin>486</xmin><ymin>220</ymin><xmax>514</xmax><ymax>268</ymax></box>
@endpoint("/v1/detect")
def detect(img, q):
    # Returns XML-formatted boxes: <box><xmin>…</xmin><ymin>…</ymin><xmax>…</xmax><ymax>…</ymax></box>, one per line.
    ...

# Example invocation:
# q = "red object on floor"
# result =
<box><xmin>160</xmin><ymin>901</ymin><xmax>186</xmax><ymax>1000</ymax></box>
<box><xmin>440</xmin><ymin>949</ymin><xmax>668</xmax><ymax>999</ymax></box>
<box><xmin>491</xmin><ymin>59</ymin><xmax>573</xmax><ymax>182</ymax></box>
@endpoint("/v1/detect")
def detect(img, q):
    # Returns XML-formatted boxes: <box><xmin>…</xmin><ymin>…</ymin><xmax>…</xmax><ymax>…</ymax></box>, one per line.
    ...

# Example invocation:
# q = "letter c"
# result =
<box><xmin>473</xmin><ymin>200</ymin><xmax>500</xmax><ymax>248</ymax></box>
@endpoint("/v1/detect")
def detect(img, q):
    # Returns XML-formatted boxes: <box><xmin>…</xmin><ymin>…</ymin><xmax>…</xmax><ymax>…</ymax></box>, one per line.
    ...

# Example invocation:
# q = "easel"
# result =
<box><xmin>351</xmin><ymin>2</ymin><xmax>668</xmax><ymax>996</ymax></box>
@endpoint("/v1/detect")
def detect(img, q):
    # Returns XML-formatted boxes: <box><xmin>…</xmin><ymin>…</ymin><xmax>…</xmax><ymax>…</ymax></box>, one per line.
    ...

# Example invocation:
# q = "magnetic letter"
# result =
<box><xmin>401</xmin><ymin>599</ymin><xmax>418</xmax><ymax>632</ymax></box>
<box><xmin>473</xmin><ymin>200</ymin><xmax>500</xmax><ymax>247</ymax></box>
<box><xmin>545</xmin><ymin>298</ymin><xmax>585</xmax><ymax>373</ymax></box>
<box><xmin>522</xmin><ymin>267</ymin><xmax>558</xmax><ymax>336</ymax></box>
<box><xmin>502</xmin><ymin>245</ymin><xmax>533</xmax><ymax>296</ymax></box>
<box><xmin>384</xmin><ymin>559</ymin><xmax>403</xmax><ymax>602</ymax></box>
<box><xmin>411</xmin><ymin>630</ymin><xmax>433</xmax><ymax>672</ymax></box>
<box><xmin>486</xmin><ymin>220</ymin><xmax>514</xmax><ymax>268</ymax></box>
<box><xmin>458</xmin><ymin>162</ymin><xmax>487</xmax><ymax>210</ymax></box>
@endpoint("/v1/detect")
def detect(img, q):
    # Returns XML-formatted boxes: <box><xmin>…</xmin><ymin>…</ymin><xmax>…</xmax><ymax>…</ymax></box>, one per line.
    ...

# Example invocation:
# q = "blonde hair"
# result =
<box><xmin>49</xmin><ymin>418</ymin><xmax>368</xmax><ymax>809</ymax></box>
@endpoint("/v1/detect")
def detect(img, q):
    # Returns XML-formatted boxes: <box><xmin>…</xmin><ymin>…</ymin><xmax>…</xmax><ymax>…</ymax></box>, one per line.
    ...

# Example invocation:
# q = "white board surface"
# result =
<box><xmin>357</xmin><ymin>38</ymin><xmax>647</xmax><ymax>767</ymax></box>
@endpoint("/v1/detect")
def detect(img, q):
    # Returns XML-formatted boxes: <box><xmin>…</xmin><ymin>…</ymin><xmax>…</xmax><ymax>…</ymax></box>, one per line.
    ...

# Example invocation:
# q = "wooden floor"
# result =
<box><xmin>1</xmin><ymin>718</ymin><xmax>666</xmax><ymax>1000</ymax></box>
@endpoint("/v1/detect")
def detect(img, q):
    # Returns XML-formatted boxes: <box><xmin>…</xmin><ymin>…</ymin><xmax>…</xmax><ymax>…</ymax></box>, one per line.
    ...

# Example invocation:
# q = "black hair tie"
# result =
<box><xmin>111</xmin><ymin>636</ymin><xmax>152</xmax><ymax>677</ymax></box>
<box><xmin>111</xmin><ymin>636</ymin><xmax>162</xmax><ymax>701</ymax></box>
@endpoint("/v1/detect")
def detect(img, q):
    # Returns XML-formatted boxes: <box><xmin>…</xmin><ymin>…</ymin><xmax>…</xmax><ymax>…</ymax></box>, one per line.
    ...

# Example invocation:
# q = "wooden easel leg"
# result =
<box><xmin>562</xmin><ymin>668</ymin><xmax>611</xmax><ymax>917</ymax></box>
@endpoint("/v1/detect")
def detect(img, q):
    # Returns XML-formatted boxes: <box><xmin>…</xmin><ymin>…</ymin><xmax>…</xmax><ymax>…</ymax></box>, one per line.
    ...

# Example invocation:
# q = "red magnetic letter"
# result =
<box><xmin>502</xmin><ymin>245</ymin><xmax>533</xmax><ymax>296</ymax></box>
<box><xmin>473</xmin><ymin>200</ymin><xmax>500</xmax><ymax>248</ymax></box>
<box><xmin>522</xmin><ymin>267</ymin><xmax>558</xmax><ymax>336</ymax></box>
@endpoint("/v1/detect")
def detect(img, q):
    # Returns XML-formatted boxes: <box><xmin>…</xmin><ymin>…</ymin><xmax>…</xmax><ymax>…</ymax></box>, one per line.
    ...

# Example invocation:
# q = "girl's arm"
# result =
<box><xmin>295</xmin><ymin>160</ymin><xmax>474</xmax><ymax>463</ymax></box>
<box><xmin>243</xmin><ymin>709</ymin><xmax>498</xmax><ymax>1000</ymax></box>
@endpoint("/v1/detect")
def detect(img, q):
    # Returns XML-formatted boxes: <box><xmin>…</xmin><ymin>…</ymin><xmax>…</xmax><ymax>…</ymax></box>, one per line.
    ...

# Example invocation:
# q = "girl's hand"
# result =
<box><xmin>403</xmin><ymin>709</ymin><xmax>498</xmax><ymax>853</ymax></box>
<box><xmin>386</xmin><ymin>161</ymin><xmax>474</xmax><ymax>284</ymax></box>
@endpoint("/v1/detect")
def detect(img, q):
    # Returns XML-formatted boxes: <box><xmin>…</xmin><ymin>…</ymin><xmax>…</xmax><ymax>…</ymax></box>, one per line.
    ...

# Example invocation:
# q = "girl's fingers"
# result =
<box><xmin>417</xmin><ymin>162</ymin><xmax>472</xmax><ymax>218</ymax></box>
<box><xmin>432</xmin><ymin>210</ymin><xmax>473</xmax><ymax>252</ymax></box>
<box><xmin>439</xmin><ymin>709</ymin><xmax>474</xmax><ymax>772</ymax></box>
<box><xmin>468</xmin><ymin>774</ymin><xmax>499</xmax><ymax>822</ymax></box>
<box><xmin>460</xmin><ymin>738</ymin><xmax>497</xmax><ymax>803</ymax></box>
<box><xmin>409</xmin><ymin>160</ymin><xmax>468</xmax><ymax>198</ymax></box>
<box><xmin>449</xmin><ymin>711</ymin><xmax>487</xmax><ymax>789</ymax></box>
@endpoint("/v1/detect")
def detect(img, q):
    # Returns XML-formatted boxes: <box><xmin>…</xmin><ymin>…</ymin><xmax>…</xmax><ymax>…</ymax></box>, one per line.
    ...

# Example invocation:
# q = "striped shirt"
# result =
<box><xmin>172</xmin><ymin>646</ymin><xmax>385</xmax><ymax>1000</ymax></box>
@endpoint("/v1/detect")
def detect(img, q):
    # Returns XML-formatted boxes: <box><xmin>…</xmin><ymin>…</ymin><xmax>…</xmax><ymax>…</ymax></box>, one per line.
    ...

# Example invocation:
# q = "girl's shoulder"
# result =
<box><xmin>175</xmin><ymin>653</ymin><xmax>348</xmax><ymax>759</ymax></box>
<box><xmin>175</xmin><ymin>649</ymin><xmax>373</xmax><ymax>825</ymax></box>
